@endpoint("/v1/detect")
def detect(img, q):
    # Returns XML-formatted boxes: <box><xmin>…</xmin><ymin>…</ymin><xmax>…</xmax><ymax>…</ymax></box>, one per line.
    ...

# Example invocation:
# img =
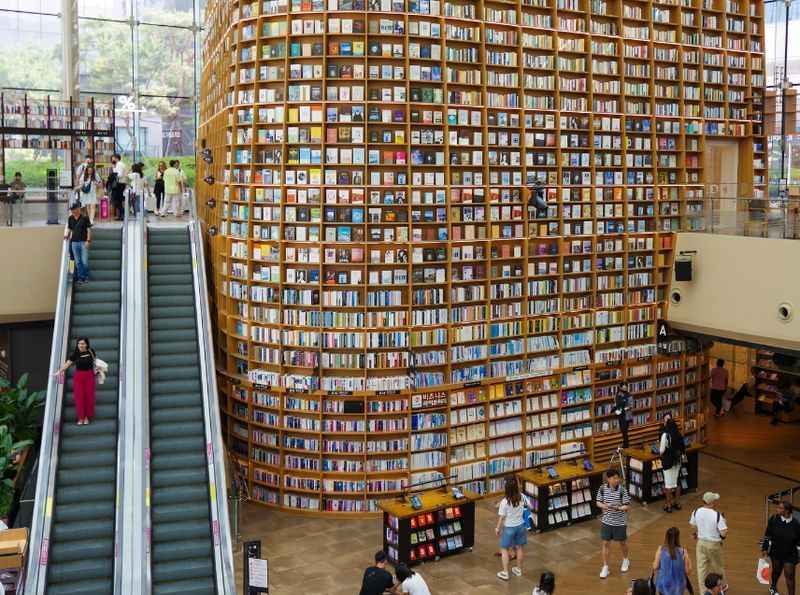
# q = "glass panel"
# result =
<box><xmin>0</xmin><ymin>0</ymin><xmax>60</xmax><ymax>12</ymax></box>
<box><xmin>138</xmin><ymin>96</ymin><xmax>196</xmax><ymax>186</ymax></box>
<box><xmin>137</xmin><ymin>0</ymin><xmax>194</xmax><ymax>27</ymax></box>
<box><xmin>78</xmin><ymin>0</ymin><xmax>131</xmax><ymax>19</ymax></box>
<box><xmin>78</xmin><ymin>18</ymin><xmax>133</xmax><ymax>93</ymax></box>
<box><xmin>0</xmin><ymin>11</ymin><xmax>62</xmax><ymax>90</ymax></box>
<box><xmin>136</xmin><ymin>24</ymin><xmax>195</xmax><ymax>95</ymax></box>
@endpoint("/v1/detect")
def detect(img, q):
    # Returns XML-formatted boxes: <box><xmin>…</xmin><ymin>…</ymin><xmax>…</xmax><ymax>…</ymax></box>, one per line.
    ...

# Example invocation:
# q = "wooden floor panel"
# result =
<box><xmin>233</xmin><ymin>398</ymin><xmax>799</xmax><ymax>594</ymax></box>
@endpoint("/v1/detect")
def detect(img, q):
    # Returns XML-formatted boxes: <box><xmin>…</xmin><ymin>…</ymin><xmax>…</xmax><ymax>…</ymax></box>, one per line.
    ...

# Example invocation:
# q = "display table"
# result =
<box><xmin>625</xmin><ymin>444</ymin><xmax>704</xmax><ymax>503</ymax></box>
<box><xmin>519</xmin><ymin>462</ymin><xmax>604</xmax><ymax>532</ymax></box>
<box><xmin>379</xmin><ymin>489</ymin><xmax>477</xmax><ymax>566</ymax></box>
<box><xmin>0</xmin><ymin>528</ymin><xmax>28</xmax><ymax>594</ymax></box>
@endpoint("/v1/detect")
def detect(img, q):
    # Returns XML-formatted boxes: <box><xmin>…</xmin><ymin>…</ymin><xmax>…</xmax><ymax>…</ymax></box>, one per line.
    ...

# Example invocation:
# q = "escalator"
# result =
<box><xmin>147</xmin><ymin>227</ymin><xmax>218</xmax><ymax>594</ymax></box>
<box><xmin>46</xmin><ymin>227</ymin><xmax>123</xmax><ymax>594</ymax></box>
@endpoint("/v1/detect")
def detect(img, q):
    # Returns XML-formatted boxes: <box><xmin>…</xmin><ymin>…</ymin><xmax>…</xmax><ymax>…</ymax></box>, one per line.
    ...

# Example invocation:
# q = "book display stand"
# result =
<box><xmin>379</xmin><ymin>488</ymin><xmax>477</xmax><ymax>565</ymax></box>
<box><xmin>198</xmin><ymin>0</ymin><xmax>763</xmax><ymax>514</ymax></box>
<box><xmin>624</xmin><ymin>443</ymin><xmax>703</xmax><ymax>503</ymax></box>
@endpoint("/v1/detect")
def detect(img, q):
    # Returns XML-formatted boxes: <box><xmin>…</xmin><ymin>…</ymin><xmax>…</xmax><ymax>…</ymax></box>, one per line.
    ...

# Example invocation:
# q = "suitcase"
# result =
<box><xmin>100</xmin><ymin>196</ymin><xmax>109</xmax><ymax>219</ymax></box>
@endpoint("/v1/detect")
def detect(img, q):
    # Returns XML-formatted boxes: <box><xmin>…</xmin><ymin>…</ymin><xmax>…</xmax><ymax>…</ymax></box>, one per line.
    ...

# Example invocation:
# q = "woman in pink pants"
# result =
<box><xmin>54</xmin><ymin>337</ymin><xmax>97</xmax><ymax>425</ymax></box>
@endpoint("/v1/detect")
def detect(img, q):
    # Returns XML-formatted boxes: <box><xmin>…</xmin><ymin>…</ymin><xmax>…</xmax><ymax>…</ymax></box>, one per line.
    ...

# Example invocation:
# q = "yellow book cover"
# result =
<box><xmin>288</xmin><ymin>107</ymin><xmax>299</xmax><ymax>123</ymax></box>
<box><xmin>309</xmin><ymin>168</ymin><xmax>322</xmax><ymax>185</ymax></box>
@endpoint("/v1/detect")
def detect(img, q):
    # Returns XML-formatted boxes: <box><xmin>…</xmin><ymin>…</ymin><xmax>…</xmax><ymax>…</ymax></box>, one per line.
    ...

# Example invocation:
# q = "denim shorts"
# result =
<box><xmin>500</xmin><ymin>524</ymin><xmax>528</xmax><ymax>548</ymax></box>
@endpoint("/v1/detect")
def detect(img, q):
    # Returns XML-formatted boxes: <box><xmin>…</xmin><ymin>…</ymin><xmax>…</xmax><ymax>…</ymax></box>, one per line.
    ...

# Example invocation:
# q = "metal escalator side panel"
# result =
<box><xmin>139</xmin><ymin>213</ymin><xmax>153</xmax><ymax>595</ymax></box>
<box><xmin>189</xmin><ymin>216</ymin><xmax>236</xmax><ymax>594</ymax></box>
<box><xmin>25</xmin><ymin>236</ymin><xmax>72</xmax><ymax>595</ymax></box>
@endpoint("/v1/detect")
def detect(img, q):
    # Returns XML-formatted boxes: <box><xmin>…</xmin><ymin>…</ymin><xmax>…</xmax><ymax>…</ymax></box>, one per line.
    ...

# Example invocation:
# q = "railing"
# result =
<box><xmin>699</xmin><ymin>196</ymin><xmax>800</xmax><ymax>239</ymax></box>
<box><xmin>189</xmin><ymin>199</ymin><xmax>237</xmax><ymax>594</ymax></box>
<box><xmin>0</xmin><ymin>189</ymin><xmax>73</xmax><ymax>228</ymax></box>
<box><xmin>23</xmin><ymin>219</ymin><xmax>73</xmax><ymax>594</ymax></box>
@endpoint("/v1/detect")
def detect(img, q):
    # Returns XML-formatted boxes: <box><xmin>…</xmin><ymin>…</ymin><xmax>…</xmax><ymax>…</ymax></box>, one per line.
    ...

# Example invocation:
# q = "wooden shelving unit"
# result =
<box><xmin>198</xmin><ymin>0</ymin><xmax>762</xmax><ymax>514</ymax></box>
<box><xmin>0</xmin><ymin>93</ymin><xmax>116</xmax><ymax>186</ymax></box>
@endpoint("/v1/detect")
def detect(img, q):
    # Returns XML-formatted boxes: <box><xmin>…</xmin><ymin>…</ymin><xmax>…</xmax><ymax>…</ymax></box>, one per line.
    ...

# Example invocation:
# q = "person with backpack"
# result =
<box><xmin>495</xmin><ymin>475</ymin><xmax>529</xmax><ymax>581</ymax></box>
<box><xmin>659</xmin><ymin>412</ymin><xmax>686</xmax><ymax>513</ymax></box>
<box><xmin>690</xmin><ymin>492</ymin><xmax>728</xmax><ymax>591</ymax></box>
<box><xmin>762</xmin><ymin>500</ymin><xmax>800</xmax><ymax>595</ymax></box>
<box><xmin>597</xmin><ymin>468</ymin><xmax>631</xmax><ymax>579</ymax></box>
<box><xmin>653</xmin><ymin>527</ymin><xmax>692</xmax><ymax>595</ymax></box>
<box><xmin>53</xmin><ymin>337</ymin><xmax>98</xmax><ymax>425</ymax></box>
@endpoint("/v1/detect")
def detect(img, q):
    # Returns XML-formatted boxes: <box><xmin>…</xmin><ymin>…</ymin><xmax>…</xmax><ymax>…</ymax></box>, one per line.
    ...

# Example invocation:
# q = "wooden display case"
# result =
<box><xmin>520</xmin><ymin>462</ymin><xmax>604</xmax><ymax>532</ymax></box>
<box><xmin>198</xmin><ymin>0</ymin><xmax>761</xmax><ymax>514</ymax></box>
<box><xmin>379</xmin><ymin>488</ymin><xmax>477</xmax><ymax>566</ymax></box>
<box><xmin>624</xmin><ymin>443</ymin><xmax>704</xmax><ymax>503</ymax></box>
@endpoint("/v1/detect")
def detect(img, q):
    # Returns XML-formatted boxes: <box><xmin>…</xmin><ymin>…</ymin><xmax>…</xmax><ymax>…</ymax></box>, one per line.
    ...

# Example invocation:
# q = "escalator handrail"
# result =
<box><xmin>189</xmin><ymin>207</ymin><xmax>237</xmax><ymax>594</ymax></box>
<box><xmin>138</xmin><ymin>208</ymin><xmax>152</xmax><ymax>595</ymax></box>
<box><xmin>112</xmin><ymin>210</ymin><xmax>129</xmax><ymax>595</ymax></box>
<box><xmin>24</xmin><ymin>228</ymin><xmax>75</xmax><ymax>595</ymax></box>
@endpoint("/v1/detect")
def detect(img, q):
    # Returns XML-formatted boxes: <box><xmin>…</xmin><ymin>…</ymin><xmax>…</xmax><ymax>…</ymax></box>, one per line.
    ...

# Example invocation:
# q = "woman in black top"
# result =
<box><xmin>153</xmin><ymin>161</ymin><xmax>166</xmax><ymax>216</ymax></box>
<box><xmin>762</xmin><ymin>500</ymin><xmax>800</xmax><ymax>595</ymax></box>
<box><xmin>54</xmin><ymin>337</ymin><xmax>97</xmax><ymax>425</ymax></box>
<box><xmin>615</xmin><ymin>382</ymin><xmax>632</xmax><ymax>448</ymax></box>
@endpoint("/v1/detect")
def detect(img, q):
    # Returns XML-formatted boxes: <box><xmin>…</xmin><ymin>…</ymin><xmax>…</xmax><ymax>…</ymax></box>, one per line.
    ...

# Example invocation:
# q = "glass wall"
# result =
<box><xmin>0</xmin><ymin>0</ymin><xmax>201</xmax><ymax>186</ymax></box>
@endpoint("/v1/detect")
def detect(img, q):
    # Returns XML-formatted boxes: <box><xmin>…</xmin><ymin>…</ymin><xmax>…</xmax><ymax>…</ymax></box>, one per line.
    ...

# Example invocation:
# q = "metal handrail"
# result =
<box><xmin>138</xmin><ymin>204</ymin><xmax>152</xmax><ymax>595</ymax></box>
<box><xmin>23</xmin><ymin>221</ymin><xmax>73</xmax><ymax>595</ymax></box>
<box><xmin>112</xmin><ymin>207</ymin><xmax>129</xmax><ymax>595</ymax></box>
<box><xmin>189</xmin><ymin>200</ymin><xmax>237</xmax><ymax>594</ymax></box>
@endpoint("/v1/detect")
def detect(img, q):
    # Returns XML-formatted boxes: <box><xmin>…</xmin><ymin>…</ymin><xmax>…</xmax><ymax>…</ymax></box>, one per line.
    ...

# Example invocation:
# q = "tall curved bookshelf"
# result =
<box><xmin>198</xmin><ymin>0</ymin><xmax>764</xmax><ymax>514</ymax></box>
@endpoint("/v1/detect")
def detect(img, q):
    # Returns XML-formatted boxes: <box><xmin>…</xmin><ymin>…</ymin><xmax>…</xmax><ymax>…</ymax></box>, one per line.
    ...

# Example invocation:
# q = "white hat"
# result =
<box><xmin>703</xmin><ymin>492</ymin><xmax>720</xmax><ymax>504</ymax></box>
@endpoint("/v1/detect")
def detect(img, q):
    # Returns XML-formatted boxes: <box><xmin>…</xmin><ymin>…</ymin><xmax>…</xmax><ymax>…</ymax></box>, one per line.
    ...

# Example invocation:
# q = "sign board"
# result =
<box><xmin>244</xmin><ymin>540</ymin><xmax>268</xmax><ymax>594</ymax></box>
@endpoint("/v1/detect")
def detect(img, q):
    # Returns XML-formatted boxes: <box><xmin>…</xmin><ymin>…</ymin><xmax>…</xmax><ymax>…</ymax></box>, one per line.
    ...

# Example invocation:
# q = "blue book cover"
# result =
<box><xmin>351</xmin><ymin>208</ymin><xmax>364</xmax><ymax>223</ymax></box>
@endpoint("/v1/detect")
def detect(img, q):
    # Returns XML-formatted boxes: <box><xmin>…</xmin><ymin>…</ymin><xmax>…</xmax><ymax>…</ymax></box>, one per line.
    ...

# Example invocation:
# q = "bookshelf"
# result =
<box><xmin>0</xmin><ymin>93</ymin><xmax>116</xmax><ymax>186</ymax></box>
<box><xmin>519</xmin><ymin>462</ymin><xmax>604</xmax><ymax>532</ymax></box>
<box><xmin>379</xmin><ymin>488</ymin><xmax>476</xmax><ymax>566</ymax></box>
<box><xmin>198</xmin><ymin>0</ymin><xmax>761</xmax><ymax>514</ymax></box>
<box><xmin>625</xmin><ymin>443</ymin><xmax>703</xmax><ymax>503</ymax></box>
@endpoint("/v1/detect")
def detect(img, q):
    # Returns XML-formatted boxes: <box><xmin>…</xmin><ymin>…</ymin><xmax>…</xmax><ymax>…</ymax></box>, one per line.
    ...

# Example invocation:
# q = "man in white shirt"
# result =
<box><xmin>690</xmin><ymin>491</ymin><xmax>728</xmax><ymax>589</ymax></box>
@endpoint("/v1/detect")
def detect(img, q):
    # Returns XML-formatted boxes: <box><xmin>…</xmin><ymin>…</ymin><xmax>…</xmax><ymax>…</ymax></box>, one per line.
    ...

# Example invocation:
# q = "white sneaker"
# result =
<box><xmin>621</xmin><ymin>558</ymin><xmax>630</xmax><ymax>573</ymax></box>
<box><xmin>600</xmin><ymin>565</ymin><xmax>609</xmax><ymax>578</ymax></box>
<box><xmin>511</xmin><ymin>567</ymin><xmax>522</xmax><ymax>577</ymax></box>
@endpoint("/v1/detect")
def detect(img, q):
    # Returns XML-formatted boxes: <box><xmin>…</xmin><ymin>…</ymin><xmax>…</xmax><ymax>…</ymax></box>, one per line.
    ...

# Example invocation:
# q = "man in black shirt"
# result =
<box><xmin>614</xmin><ymin>382</ymin><xmax>632</xmax><ymax>448</ymax></box>
<box><xmin>65</xmin><ymin>203</ymin><xmax>92</xmax><ymax>284</ymax></box>
<box><xmin>359</xmin><ymin>551</ymin><xmax>396</xmax><ymax>595</ymax></box>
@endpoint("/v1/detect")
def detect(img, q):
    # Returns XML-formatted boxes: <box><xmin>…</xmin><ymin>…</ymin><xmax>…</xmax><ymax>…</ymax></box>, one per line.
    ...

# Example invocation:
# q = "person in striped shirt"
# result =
<box><xmin>596</xmin><ymin>469</ymin><xmax>631</xmax><ymax>579</ymax></box>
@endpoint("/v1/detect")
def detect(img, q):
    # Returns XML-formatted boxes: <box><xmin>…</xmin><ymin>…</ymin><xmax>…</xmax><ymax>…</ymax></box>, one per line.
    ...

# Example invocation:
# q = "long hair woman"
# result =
<box><xmin>77</xmin><ymin>165</ymin><xmax>102</xmax><ymax>223</ymax></box>
<box><xmin>495</xmin><ymin>475</ymin><xmax>529</xmax><ymax>581</ymax></box>
<box><xmin>653</xmin><ymin>527</ymin><xmax>692</xmax><ymax>595</ymax></box>
<box><xmin>54</xmin><ymin>337</ymin><xmax>97</xmax><ymax>425</ymax></box>
<box><xmin>154</xmin><ymin>160</ymin><xmax>167</xmax><ymax>216</ymax></box>
<box><xmin>533</xmin><ymin>571</ymin><xmax>555</xmax><ymax>595</ymax></box>
<box><xmin>659</xmin><ymin>412</ymin><xmax>685</xmax><ymax>512</ymax></box>
<box><xmin>762</xmin><ymin>500</ymin><xmax>800</xmax><ymax>595</ymax></box>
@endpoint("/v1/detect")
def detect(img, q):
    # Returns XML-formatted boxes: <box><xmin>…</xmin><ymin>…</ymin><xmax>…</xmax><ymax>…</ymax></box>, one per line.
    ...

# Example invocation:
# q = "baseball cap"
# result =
<box><xmin>703</xmin><ymin>492</ymin><xmax>720</xmax><ymax>504</ymax></box>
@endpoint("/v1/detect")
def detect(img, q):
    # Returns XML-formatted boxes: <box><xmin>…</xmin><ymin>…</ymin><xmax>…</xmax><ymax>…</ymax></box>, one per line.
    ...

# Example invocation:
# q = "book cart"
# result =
<box><xmin>624</xmin><ymin>443</ymin><xmax>703</xmax><ymax>503</ymax></box>
<box><xmin>519</xmin><ymin>461</ymin><xmax>603</xmax><ymax>532</ymax></box>
<box><xmin>379</xmin><ymin>488</ymin><xmax>477</xmax><ymax>566</ymax></box>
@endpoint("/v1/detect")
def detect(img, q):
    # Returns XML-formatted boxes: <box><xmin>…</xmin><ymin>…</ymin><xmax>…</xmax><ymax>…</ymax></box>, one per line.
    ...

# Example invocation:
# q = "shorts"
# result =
<box><xmin>601</xmin><ymin>523</ymin><xmax>627</xmax><ymax>542</ymax></box>
<box><xmin>500</xmin><ymin>524</ymin><xmax>527</xmax><ymax>548</ymax></box>
<box><xmin>663</xmin><ymin>464</ymin><xmax>680</xmax><ymax>489</ymax></box>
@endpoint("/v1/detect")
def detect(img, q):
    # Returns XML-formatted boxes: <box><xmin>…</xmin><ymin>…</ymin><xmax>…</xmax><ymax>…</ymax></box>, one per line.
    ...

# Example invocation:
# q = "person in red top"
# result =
<box><xmin>709</xmin><ymin>359</ymin><xmax>729</xmax><ymax>417</ymax></box>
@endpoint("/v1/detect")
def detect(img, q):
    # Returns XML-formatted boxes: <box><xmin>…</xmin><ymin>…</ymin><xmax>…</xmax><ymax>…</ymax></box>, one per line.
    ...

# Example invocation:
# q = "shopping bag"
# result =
<box><xmin>757</xmin><ymin>556</ymin><xmax>771</xmax><ymax>584</ymax></box>
<box><xmin>100</xmin><ymin>196</ymin><xmax>109</xmax><ymax>219</ymax></box>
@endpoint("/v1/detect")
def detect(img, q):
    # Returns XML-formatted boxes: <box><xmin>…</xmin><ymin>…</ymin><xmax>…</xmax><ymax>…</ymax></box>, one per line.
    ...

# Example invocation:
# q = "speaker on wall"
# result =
<box><xmin>675</xmin><ymin>257</ymin><xmax>693</xmax><ymax>282</ymax></box>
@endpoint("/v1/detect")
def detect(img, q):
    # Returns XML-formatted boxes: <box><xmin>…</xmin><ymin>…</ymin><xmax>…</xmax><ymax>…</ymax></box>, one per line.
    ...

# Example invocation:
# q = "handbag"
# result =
<box><xmin>94</xmin><ymin>357</ymin><xmax>108</xmax><ymax>385</ymax></box>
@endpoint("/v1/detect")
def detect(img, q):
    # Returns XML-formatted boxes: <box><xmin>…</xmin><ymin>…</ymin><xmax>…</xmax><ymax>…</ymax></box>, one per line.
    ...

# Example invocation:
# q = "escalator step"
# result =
<box><xmin>151</xmin><ymin>450</ymin><xmax>207</xmax><ymax>471</ymax></box>
<box><xmin>152</xmin><ymin>501</ymin><xmax>211</xmax><ymax>525</ymax></box>
<box><xmin>150</xmin><ymin>318</ymin><xmax>196</xmax><ymax>332</ymax></box>
<box><xmin>150</xmin><ymin>340</ymin><xmax>199</xmax><ymax>356</ymax></box>
<box><xmin>60</xmin><ymin>419</ymin><xmax>117</xmax><ymax>439</ymax></box>
<box><xmin>72</xmin><ymin>291</ymin><xmax>120</xmax><ymax>305</ymax></box>
<box><xmin>60</xmin><ymin>450</ymin><xmax>116</xmax><ymax>470</ymax></box>
<box><xmin>152</xmin><ymin>467</ymin><xmax>207</xmax><ymax>488</ymax></box>
<box><xmin>151</xmin><ymin>539</ymin><xmax>213</xmax><ymax>563</ymax></box>
<box><xmin>46</xmin><ymin>576</ymin><xmax>118</xmax><ymax>595</ymax></box>
<box><xmin>56</xmin><ymin>466</ymin><xmax>115</xmax><ymax>487</ymax></box>
<box><xmin>151</xmin><ymin>393</ymin><xmax>202</xmax><ymax>410</ymax></box>
<box><xmin>72</xmin><ymin>313</ymin><xmax>118</xmax><ymax>328</ymax></box>
<box><xmin>151</xmin><ymin>328</ymin><xmax>196</xmax><ymax>343</ymax></box>
<box><xmin>150</xmin><ymin>294</ymin><xmax>195</xmax><ymax>308</ymax></box>
<box><xmin>152</xmin><ymin>577</ymin><xmax>215</xmax><ymax>595</ymax></box>
<box><xmin>151</xmin><ymin>484</ymin><xmax>211</xmax><ymax>507</ymax></box>
<box><xmin>148</xmin><ymin>254</ymin><xmax>192</xmax><ymax>266</ymax></box>
<box><xmin>151</xmin><ymin>518</ymin><xmax>211</xmax><ymax>544</ymax></box>
<box><xmin>149</xmin><ymin>264</ymin><xmax>192</xmax><ymax>276</ymax></box>
<box><xmin>151</xmin><ymin>406</ymin><xmax>204</xmax><ymax>425</ymax></box>
<box><xmin>151</xmin><ymin>364</ymin><xmax>199</xmax><ymax>381</ymax></box>
<box><xmin>151</xmin><ymin>435</ymin><xmax>206</xmax><ymax>454</ymax></box>
<box><xmin>149</xmin><ymin>379</ymin><xmax>201</xmax><ymax>395</ymax></box>
<box><xmin>55</xmin><ymin>483</ymin><xmax>114</xmax><ymax>507</ymax></box>
<box><xmin>152</xmin><ymin>557</ymin><xmax>214</xmax><ymax>584</ymax></box>
<box><xmin>151</xmin><ymin>420</ymin><xmax>204</xmax><ymax>440</ymax></box>
<box><xmin>149</xmin><ymin>274</ymin><xmax>193</xmax><ymax>287</ymax></box>
<box><xmin>49</xmin><ymin>538</ymin><xmax>113</xmax><ymax>564</ymax></box>
<box><xmin>47</xmin><ymin>557</ymin><xmax>113</xmax><ymax>586</ymax></box>
<box><xmin>54</xmin><ymin>501</ymin><xmax>115</xmax><ymax>523</ymax></box>
<box><xmin>59</xmin><ymin>432</ymin><xmax>116</xmax><ymax>453</ymax></box>
<box><xmin>51</xmin><ymin>519</ymin><xmax>113</xmax><ymax>543</ymax></box>
<box><xmin>150</xmin><ymin>306</ymin><xmax>196</xmax><ymax>319</ymax></box>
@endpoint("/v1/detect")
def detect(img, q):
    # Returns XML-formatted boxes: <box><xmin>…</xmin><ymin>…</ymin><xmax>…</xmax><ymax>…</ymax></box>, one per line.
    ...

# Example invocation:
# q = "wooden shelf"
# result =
<box><xmin>199</xmin><ymin>0</ymin><xmax>761</xmax><ymax>514</ymax></box>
